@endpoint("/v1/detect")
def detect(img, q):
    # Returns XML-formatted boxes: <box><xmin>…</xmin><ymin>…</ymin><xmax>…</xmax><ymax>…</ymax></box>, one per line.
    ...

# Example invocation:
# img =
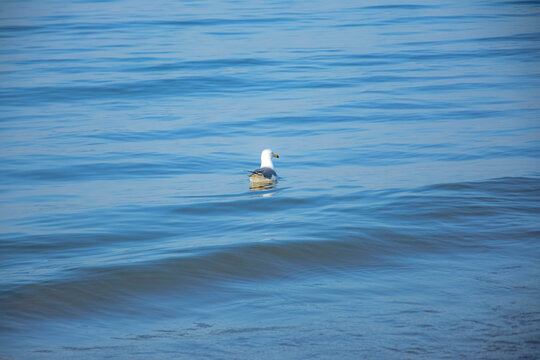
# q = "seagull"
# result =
<box><xmin>248</xmin><ymin>149</ymin><xmax>279</xmax><ymax>186</ymax></box>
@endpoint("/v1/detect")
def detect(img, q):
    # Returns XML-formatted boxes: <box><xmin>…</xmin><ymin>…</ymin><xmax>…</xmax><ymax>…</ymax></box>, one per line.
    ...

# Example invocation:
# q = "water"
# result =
<box><xmin>1</xmin><ymin>0</ymin><xmax>540</xmax><ymax>358</ymax></box>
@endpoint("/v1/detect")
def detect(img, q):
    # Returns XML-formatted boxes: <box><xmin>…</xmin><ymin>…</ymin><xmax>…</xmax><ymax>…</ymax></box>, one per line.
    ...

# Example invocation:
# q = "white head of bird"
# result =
<box><xmin>260</xmin><ymin>149</ymin><xmax>279</xmax><ymax>169</ymax></box>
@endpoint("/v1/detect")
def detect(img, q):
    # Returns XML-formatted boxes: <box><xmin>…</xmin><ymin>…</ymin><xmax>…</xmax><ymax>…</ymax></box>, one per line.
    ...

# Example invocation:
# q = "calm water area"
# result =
<box><xmin>1</xmin><ymin>0</ymin><xmax>540</xmax><ymax>359</ymax></box>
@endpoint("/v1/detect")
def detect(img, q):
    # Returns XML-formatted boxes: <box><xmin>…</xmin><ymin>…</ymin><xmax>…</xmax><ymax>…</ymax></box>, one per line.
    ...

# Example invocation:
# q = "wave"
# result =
<box><xmin>0</xmin><ymin>229</ymin><xmax>444</xmax><ymax>325</ymax></box>
<box><xmin>2</xmin><ymin>176</ymin><xmax>538</xmax><ymax>327</ymax></box>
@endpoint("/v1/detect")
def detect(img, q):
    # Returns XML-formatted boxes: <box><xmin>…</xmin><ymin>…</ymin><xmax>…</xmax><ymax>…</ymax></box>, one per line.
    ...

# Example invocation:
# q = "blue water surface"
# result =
<box><xmin>1</xmin><ymin>0</ymin><xmax>539</xmax><ymax>359</ymax></box>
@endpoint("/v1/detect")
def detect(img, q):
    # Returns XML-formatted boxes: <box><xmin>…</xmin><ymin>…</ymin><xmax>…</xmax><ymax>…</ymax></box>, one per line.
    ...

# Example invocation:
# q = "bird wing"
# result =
<box><xmin>248</xmin><ymin>167</ymin><xmax>277</xmax><ymax>179</ymax></box>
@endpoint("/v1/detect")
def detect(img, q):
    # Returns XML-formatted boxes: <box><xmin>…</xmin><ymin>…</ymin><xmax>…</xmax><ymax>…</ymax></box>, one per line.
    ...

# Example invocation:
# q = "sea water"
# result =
<box><xmin>1</xmin><ymin>0</ymin><xmax>539</xmax><ymax>359</ymax></box>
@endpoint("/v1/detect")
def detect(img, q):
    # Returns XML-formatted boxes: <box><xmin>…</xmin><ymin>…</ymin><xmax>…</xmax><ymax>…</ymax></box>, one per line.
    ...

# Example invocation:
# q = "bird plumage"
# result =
<box><xmin>248</xmin><ymin>149</ymin><xmax>279</xmax><ymax>186</ymax></box>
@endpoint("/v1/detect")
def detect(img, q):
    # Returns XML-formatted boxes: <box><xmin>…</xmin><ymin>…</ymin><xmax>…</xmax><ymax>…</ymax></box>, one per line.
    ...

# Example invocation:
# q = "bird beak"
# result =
<box><xmin>273</xmin><ymin>154</ymin><xmax>279</xmax><ymax>158</ymax></box>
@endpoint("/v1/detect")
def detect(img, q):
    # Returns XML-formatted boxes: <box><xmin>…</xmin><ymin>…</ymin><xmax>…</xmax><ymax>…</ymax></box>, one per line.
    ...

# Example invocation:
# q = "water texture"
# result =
<box><xmin>1</xmin><ymin>0</ymin><xmax>539</xmax><ymax>359</ymax></box>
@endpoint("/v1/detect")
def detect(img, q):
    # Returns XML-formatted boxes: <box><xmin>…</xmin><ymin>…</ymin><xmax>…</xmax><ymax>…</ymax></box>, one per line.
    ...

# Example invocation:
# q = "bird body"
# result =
<box><xmin>248</xmin><ymin>149</ymin><xmax>279</xmax><ymax>186</ymax></box>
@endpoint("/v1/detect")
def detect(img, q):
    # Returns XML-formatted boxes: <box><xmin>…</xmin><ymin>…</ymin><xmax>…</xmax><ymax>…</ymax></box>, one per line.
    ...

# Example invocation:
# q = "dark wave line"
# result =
<box><xmin>153</xmin><ymin>17</ymin><xmax>293</xmax><ymax>27</ymax></box>
<box><xmin>129</xmin><ymin>58</ymin><xmax>280</xmax><ymax>72</ymax></box>
<box><xmin>302</xmin><ymin>46</ymin><xmax>540</xmax><ymax>65</ymax></box>
<box><xmin>255</xmin><ymin>106</ymin><xmax>517</xmax><ymax>126</ymax></box>
<box><xmin>0</xmin><ymin>231</ymin><xmax>173</xmax><ymax>253</ymax></box>
<box><xmin>0</xmin><ymin>17</ymin><xmax>294</xmax><ymax>37</ymax></box>
<box><xmin>502</xmin><ymin>0</ymin><xmax>540</xmax><ymax>4</ymax></box>
<box><xmin>400</xmin><ymin>32</ymin><xmax>540</xmax><ymax>47</ymax></box>
<box><xmin>0</xmin><ymin>156</ymin><xmax>212</xmax><ymax>184</ymax></box>
<box><xmin>360</xmin><ymin>4</ymin><xmax>437</xmax><ymax>10</ymax></box>
<box><xmin>0</xmin><ymin>75</ymin><xmax>263</xmax><ymax>105</ymax></box>
<box><xmin>421</xmin><ymin>176</ymin><xmax>540</xmax><ymax>197</ymax></box>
